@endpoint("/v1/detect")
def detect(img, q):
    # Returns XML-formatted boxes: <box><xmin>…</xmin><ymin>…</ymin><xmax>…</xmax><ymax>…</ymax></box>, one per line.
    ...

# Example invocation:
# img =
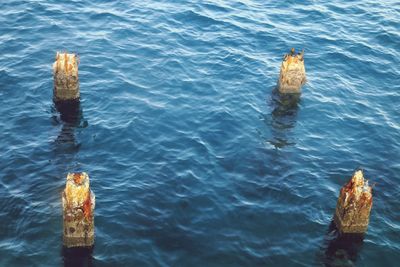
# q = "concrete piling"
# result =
<box><xmin>53</xmin><ymin>52</ymin><xmax>80</xmax><ymax>103</ymax></box>
<box><xmin>334</xmin><ymin>170</ymin><xmax>373</xmax><ymax>234</ymax></box>
<box><xmin>277</xmin><ymin>48</ymin><xmax>306</xmax><ymax>93</ymax></box>
<box><xmin>62</xmin><ymin>172</ymin><xmax>95</xmax><ymax>248</ymax></box>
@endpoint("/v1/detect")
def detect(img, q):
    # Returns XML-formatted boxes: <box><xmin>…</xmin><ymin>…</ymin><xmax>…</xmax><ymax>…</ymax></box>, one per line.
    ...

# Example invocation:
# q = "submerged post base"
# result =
<box><xmin>63</xmin><ymin>236</ymin><xmax>95</xmax><ymax>249</ymax></box>
<box><xmin>62</xmin><ymin>245</ymin><xmax>94</xmax><ymax>267</ymax></box>
<box><xmin>54</xmin><ymin>98</ymin><xmax>81</xmax><ymax>124</ymax></box>
<box><xmin>334</xmin><ymin>214</ymin><xmax>369</xmax><ymax>234</ymax></box>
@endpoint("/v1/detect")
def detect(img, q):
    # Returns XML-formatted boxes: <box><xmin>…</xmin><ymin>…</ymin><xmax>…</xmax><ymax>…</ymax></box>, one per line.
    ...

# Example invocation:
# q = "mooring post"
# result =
<box><xmin>334</xmin><ymin>170</ymin><xmax>373</xmax><ymax>234</ymax></box>
<box><xmin>277</xmin><ymin>48</ymin><xmax>306</xmax><ymax>93</ymax></box>
<box><xmin>62</xmin><ymin>172</ymin><xmax>95</xmax><ymax>248</ymax></box>
<box><xmin>53</xmin><ymin>52</ymin><xmax>80</xmax><ymax>103</ymax></box>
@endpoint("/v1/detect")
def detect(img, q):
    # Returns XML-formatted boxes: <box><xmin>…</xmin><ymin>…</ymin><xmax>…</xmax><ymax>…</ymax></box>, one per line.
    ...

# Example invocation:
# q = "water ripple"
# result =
<box><xmin>0</xmin><ymin>0</ymin><xmax>399</xmax><ymax>266</ymax></box>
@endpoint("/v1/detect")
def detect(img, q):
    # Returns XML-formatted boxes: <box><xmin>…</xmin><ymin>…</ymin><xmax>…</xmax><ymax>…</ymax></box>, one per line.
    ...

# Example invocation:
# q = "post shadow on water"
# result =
<box><xmin>51</xmin><ymin>100</ymin><xmax>94</xmax><ymax>266</ymax></box>
<box><xmin>318</xmin><ymin>220</ymin><xmax>364</xmax><ymax>267</ymax></box>
<box><xmin>267</xmin><ymin>88</ymin><xmax>300</xmax><ymax>149</ymax></box>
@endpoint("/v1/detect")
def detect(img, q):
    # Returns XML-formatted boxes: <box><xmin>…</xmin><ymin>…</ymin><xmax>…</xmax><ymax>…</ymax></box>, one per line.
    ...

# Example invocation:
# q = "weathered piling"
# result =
<box><xmin>334</xmin><ymin>170</ymin><xmax>373</xmax><ymax>234</ymax></box>
<box><xmin>277</xmin><ymin>48</ymin><xmax>306</xmax><ymax>93</ymax></box>
<box><xmin>53</xmin><ymin>52</ymin><xmax>80</xmax><ymax>103</ymax></box>
<box><xmin>62</xmin><ymin>172</ymin><xmax>95</xmax><ymax>248</ymax></box>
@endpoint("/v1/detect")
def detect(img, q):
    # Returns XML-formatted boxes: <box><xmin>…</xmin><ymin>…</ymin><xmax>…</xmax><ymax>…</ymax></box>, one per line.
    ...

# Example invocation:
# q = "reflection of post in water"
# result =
<box><xmin>319</xmin><ymin>220</ymin><xmax>364</xmax><ymax>266</ymax></box>
<box><xmin>55</xmin><ymin>100</ymin><xmax>82</xmax><ymax>125</ymax></box>
<box><xmin>268</xmin><ymin>88</ymin><xmax>300</xmax><ymax>148</ymax></box>
<box><xmin>62</xmin><ymin>246</ymin><xmax>94</xmax><ymax>267</ymax></box>
<box><xmin>53</xmin><ymin>100</ymin><xmax>83</xmax><ymax>152</ymax></box>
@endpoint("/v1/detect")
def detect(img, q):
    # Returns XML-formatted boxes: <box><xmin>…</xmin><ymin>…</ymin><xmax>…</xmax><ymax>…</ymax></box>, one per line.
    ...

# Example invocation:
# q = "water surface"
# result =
<box><xmin>1</xmin><ymin>0</ymin><xmax>399</xmax><ymax>266</ymax></box>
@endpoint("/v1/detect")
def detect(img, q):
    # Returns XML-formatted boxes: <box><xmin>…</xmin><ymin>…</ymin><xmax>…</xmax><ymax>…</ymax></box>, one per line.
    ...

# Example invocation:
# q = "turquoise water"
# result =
<box><xmin>1</xmin><ymin>0</ymin><xmax>399</xmax><ymax>266</ymax></box>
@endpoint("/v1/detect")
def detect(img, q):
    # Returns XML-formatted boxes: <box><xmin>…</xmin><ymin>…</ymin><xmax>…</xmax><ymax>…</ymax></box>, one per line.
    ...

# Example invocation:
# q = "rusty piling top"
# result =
<box><xmin>53</xmin><ymin>52</ymin><xmax>79</xmax><ymax>76</ymax></box>
<box><xmin>65</xmin><ymin>172</ymin><xmax>90</xmax><ymax>208</ymax></box>
<box><xmin>278</xmin><ymin>48</ymin><xmax>306</xmax><ymax>93</ymax></box>
<box><xmin>340</xmin><ymin>170</ymin><xmax>372</xmax><ymax>204</ymax></box>
<box><xmin>334</xmin><ymin>170</ymin><xmax>373</xmax><ymax>234</ymax></box>
<box><xmin>53</xmin><ymin>52</ymin><xmax>80</xmax><ymax>102</ymax></box>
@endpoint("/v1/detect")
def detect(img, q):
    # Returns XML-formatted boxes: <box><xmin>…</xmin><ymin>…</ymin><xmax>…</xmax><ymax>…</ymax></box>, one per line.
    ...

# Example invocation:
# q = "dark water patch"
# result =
<box><xmin>317</xmin><ymin>221</ymin><xmax>365</xmax><ymax>266</ymax></box>
<box><xmin>172</xmin><ymin>9</ymin><xmax>225</xmax><ymax>29</ymax></box>
<box><xmin>265</xmin><ymin>89</ymin><xmax>300</xmax><ymax>149</ymax></box>
<box><xmin>62</xmin><ymin>246</ymin><xmax>95</xmax><ymax>267</ymax></box>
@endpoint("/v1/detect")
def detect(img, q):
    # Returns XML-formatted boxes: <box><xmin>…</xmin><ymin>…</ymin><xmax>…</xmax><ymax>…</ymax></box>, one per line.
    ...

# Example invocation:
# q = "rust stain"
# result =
<box><xmin>82</xmin><ymin>193</ymin><xmax>92</xmax><ymax>221</ymax></box>
<box><xmin>65</xmin><ymin>173</ymin><xmax>90</xmax><ymax>209</ymax></box>
<box><xmin>73</xmin><ymin>173</ymin><xmax>84</xmax><ymax>185</ymax></box>
<box><xmin>341</xmin><ymin>170</ymin><xmax>372</xmax><ymax>204</ymax></box>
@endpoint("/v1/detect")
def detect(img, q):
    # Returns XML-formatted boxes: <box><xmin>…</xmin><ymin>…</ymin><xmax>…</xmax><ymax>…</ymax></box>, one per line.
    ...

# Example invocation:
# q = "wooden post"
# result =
<box><xmin>53</xmin><ymin>52</ymin><xmax>80</xmax><ymax>103</ymax></box>
<box><xmin>277</xmin><ymin>48</ymin><xmax>306</xmax><ymax>93</ymax></box>
<box><xmin>62</xmin><ymin>172</ymin><xmax>95</xmax><ymax>248</ymax></box>
<box><xmin>334</xmin><ymin>170</ymin><xmax>373</xmax><ymax>234</ymax></box>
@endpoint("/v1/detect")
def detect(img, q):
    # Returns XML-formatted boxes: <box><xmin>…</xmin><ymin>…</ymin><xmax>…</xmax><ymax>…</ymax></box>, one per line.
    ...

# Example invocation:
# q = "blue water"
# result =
<box><xmin>1</xmin><ymin>0</ymin><xmax>399</xmax><ymax>266</ymax></box>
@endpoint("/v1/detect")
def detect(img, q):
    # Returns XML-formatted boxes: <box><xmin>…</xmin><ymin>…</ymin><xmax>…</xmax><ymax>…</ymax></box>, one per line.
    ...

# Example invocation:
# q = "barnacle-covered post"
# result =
<box><xmin>277</xmin><ymin>48</ymin><xmax>306</xmax><ymax>93</ymax></box>
<box><xmin>53</xmin><ymin>52</ymin><xmax>80</xmax><ymax>103</ymax></box>
<box><xmin>53</xmin><ymin>52</ymin><xmax>82</xmax><ymax>123</ymax></box>
<box><xmin>62</xmin><ymin>172</ymin><xmax>95</xmax><ymax>248</ymax></box>
<box><xmin>334</xmin><ymin>170</ymin><xmax>373</xmax><ymax>234</ymax></box>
